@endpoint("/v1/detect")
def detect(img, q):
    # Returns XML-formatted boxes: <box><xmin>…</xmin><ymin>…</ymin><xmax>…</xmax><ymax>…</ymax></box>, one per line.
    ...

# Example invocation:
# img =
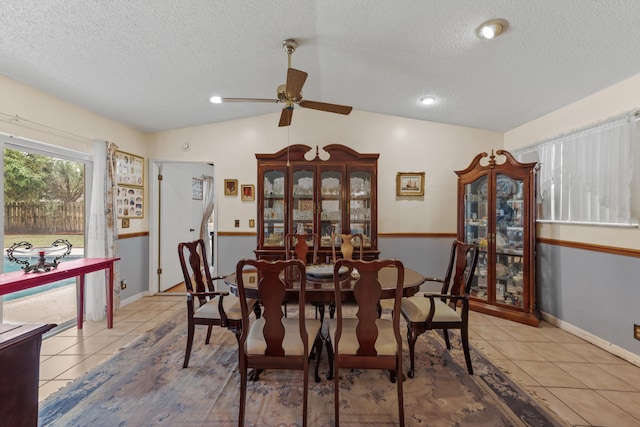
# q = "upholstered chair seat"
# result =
<box><xmin>194</xmin><ymin>295</ymin><xmax>257</xmax><ymax>321</ymax></box>
<box><xmin>247</xmin><ymin>317</ymin><xmax>321</xmax><ymax>356</ymax></box>
<box><xmin>327</xmin><ymin>318</ymin><xmax>397</xmax><ymax>356</ymax></box>
<box><xmin>400</xmin><ymin>295</ymin><xmax>462</xmax><ymax>323</ymax></box>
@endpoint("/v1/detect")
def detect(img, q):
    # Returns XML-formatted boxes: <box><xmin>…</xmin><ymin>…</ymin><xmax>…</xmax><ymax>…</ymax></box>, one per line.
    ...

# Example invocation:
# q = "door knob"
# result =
<box><xmin>189</xmin><ymin>228</ymin><xmax>195</xmax><ymax>232</ymax></box>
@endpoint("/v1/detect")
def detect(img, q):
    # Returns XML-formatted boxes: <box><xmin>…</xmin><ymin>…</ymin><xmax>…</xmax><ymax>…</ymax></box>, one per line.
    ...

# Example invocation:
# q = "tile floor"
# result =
<box><xmin>38</xmin><ymin>295</ymin><xmax>640</xmax><ymax>427</ymax></box>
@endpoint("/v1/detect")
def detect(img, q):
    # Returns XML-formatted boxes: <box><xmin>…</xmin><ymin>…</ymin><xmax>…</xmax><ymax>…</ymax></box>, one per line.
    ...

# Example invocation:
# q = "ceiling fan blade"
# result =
<box><xmin>285</xmin><ymin>68</ymin><xmax>308</xmax><ymax>99</ymax></box>
<box><xmin>299</xmin><ymin>100</ymin><xmax>353</xmax><ymax>115</ymax></box>
<box><xmin>220</xmin><ymin>97</ymin><xmax>279</xmax><ymax>103</ymax></box>
<box><xmin>278</xmin><ymin>107</ymin><xmax>293</xmax><ymax>127</ymax></box>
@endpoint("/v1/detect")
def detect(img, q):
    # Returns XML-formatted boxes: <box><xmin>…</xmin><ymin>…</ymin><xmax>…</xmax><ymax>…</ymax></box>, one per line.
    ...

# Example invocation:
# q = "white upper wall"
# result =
<box><xmin>505</xmin><ymin>72</ymin><xmax>640</xmax><ymax>249</ymax></box>
<box><xmin>0</xmin><ymin>74</ymin><xmax>148</xmax><ymax>234</ymax></box>
<box><xmin>4</xmin><ymin>67</ymin><xmax>638</xmax><ymax>249</ymax></box>
<box><xmin>146</xmin><ymin>108</ymin><xmax>502</xmax><ymax>234</ymax></box>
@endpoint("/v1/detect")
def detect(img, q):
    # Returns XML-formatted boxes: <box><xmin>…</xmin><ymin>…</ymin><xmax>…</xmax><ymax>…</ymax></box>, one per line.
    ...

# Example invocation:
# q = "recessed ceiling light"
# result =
<box><xmin>209</xmin><ymin>96</ymin><xmax>222</xmax><ymax>104</ymax></box>
<box><xmin>420</xmin><ymin>96</ymin><xmax>436</xmax><ymax>106</ymax></box>
<box><xmin>477</xmin><ymin>18</ymin><xmax>509</xmax><ymax>40</ymax></box>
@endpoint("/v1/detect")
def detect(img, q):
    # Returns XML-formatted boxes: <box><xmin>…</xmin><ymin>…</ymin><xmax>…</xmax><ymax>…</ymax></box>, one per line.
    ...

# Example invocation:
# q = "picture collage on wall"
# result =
<box><xmin>115</xmin><ymin>150</ymin><xmax>144</xmax><ymax>219</ymax></box>
<box><xmin>116</xmin><ymin>186</ymin><xmax>143</xmax><ymax>218</ymax></box>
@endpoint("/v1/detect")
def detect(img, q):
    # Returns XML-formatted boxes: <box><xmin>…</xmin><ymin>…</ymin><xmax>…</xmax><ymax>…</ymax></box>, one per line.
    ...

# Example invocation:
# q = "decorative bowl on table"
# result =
<box><xmin>6</xmin><ymin>239</ymin><xmax>73</xmax><ymax>273</ymax></box>
<box><xmin>305</xmin><ymin>264</ymin><xmax>349</xmax><ymax>278</ymax></box>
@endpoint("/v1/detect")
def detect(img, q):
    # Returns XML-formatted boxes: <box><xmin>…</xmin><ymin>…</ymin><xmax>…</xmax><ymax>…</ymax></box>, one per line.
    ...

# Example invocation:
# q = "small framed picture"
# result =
<box><xmin>192</xmin><ymin>178</ymin><xmax>203</xmax><ymax>200</ymax></box>
<box><xmin>396</xmin><ymin>172</ymin><xmax>425</xmax><ymax>197</ymax></box>
<box><xmin>241</xmin><ymin>184</ymin><xmax>255</xmax><ymax>201</ymax></box>
<box><xmin>224</xmin><ymin>179</ymin><xmax>238</xmax><ymax>196</ymax></box>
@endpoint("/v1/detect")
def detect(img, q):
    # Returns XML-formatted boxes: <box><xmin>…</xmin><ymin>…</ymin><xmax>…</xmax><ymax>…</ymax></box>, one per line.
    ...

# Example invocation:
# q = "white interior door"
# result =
<box><xmin>158</xmin><ymin>162</ymin><xmax>213</xmax><ymax>291</ymax></box>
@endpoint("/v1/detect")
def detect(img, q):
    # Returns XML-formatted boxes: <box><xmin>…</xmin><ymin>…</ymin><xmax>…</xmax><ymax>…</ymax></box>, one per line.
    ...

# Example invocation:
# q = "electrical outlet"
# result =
<box><xmin>234</xmin><ymin>219</ymin><xmax>240</xmax><ymax>227</ymax></box>
<box><xmin>120</xmin><ymin>280</ymin><xmax>127</xmax><ymax>290</ymax></box>
<box><xmin>634</xmin><ymin>324</ymin><xmax>640</xmax><ymax>341</ymax></box>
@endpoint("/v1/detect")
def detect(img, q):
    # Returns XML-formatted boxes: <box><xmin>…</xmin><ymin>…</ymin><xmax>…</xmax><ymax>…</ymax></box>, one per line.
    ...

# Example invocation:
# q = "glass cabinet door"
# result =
<box><xmin>349</xmin><ymin>169</ymin><xmax>372</xmax><ymax>248</ymax></box>
<box><xmin>463</xmin><ymin>174</ymin><xmax>489</xmax><ymax>301</ymax></box>
<box><xmin>494</xmin><ymin>173</ymin><xmax>525</xmax><ymax>308</ymax></box>
<box><xmin>262</xmin><ymin>168</ymin><xmax>286</xmax><ymax>247</ymax></box>
<box><xmin>291</xmin><ymin>166</ymin><xmax>315</xmax><ymax>236</ymax></box>
<box><xmin>456</xmin><ymin>149</ymin><xmax>538</xmax><ymax>325</ymax></box>
<box><xmin>319</xmin><ymin>168</ymin><xmax>343</xmax><ymax>249</ymax></box>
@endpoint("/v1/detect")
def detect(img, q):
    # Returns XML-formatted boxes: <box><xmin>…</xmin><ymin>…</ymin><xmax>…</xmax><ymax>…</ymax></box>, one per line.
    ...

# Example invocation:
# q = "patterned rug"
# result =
<box><xmin>39</xmin><ymin>308</ymin><xmax>568</xmax><ymax>427</ymax></box>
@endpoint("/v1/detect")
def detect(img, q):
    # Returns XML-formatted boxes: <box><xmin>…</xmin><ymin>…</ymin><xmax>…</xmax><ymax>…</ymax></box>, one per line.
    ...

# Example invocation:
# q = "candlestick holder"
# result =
<box><xmin>6</xmin><ymin>239</ymin><xmax>73</xmax><ymax>273</ymax></box>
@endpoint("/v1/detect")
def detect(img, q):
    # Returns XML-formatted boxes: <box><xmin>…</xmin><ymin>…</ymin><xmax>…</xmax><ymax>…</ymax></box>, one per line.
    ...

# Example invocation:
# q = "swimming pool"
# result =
<box><xmin>2</xmin><ymin>256</ymin><xmax>81</xmax><ymax>301</ymax></box>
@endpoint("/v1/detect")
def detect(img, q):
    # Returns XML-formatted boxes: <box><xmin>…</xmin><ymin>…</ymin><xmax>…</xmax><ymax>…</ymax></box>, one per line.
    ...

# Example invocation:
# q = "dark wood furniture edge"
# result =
<box><xmin>469</xmin><ymin>300</ymin><xmax>540</xmax><ymax>326</ymax></box>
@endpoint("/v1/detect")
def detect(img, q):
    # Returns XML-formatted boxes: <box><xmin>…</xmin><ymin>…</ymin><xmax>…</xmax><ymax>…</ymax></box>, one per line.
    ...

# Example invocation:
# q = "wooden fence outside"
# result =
<box><xmin>4</xmin><ymin>201</ymin><xmax>84</xmax><ymax>234</ymax></box>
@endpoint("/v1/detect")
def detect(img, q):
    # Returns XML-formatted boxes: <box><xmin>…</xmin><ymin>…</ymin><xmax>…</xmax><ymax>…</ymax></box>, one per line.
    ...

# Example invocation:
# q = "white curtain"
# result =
<box><xmin>514</xmin><ymin>111</ymin><xmax>639</xmax><ymax>225</ymax></box>
<box><xmin>86</xmin><ymin>140</ymin><xmax>120</xmax><ymax>320</ymax></box>
<box><xmin>199</xmin><ymin>175</ymin><xmax>215</xmax><ymax>261</ymax></box>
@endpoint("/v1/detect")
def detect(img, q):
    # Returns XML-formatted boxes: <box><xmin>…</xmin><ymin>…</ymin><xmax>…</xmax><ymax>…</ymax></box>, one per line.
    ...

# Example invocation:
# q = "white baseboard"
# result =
<box><xmin>120</xmin><ymin>291</ymin><xmax>148</xmax><ymax>308</ymax></box>
<box><xmin>541</xmin><ymin>311</ymin><xmax>640</xmax><ymax>368</ymax></box>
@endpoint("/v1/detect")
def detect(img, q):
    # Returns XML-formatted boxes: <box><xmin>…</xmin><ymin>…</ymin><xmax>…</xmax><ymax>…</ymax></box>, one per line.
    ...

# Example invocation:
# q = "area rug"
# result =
<box><xmin>39</xmin><ymin>308</ymin><xmax>568</xmax><ymax>427</ymax></box>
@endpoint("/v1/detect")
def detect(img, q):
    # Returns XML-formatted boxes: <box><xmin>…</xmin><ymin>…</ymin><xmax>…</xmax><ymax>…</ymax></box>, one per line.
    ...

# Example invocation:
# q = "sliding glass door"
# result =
<box><xmin>2</xmin><ymin>136</ymin><xmax>90</xmax><ymax>328</ymax></box>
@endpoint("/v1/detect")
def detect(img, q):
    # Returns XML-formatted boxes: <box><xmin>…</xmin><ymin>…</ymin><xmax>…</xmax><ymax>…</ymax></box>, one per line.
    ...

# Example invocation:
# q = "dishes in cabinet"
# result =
<box><xmin>496</xmin><ymin>176</ymin><xmax>517</xmax><ymax>198</ymax></box>
<box><xmin>495</xmin><ymin>233</ymin><xmax>508</xmax><ymax>248</ymax></box>
<box><xmin>495</xmin><ymin>263</ymin><xmax>509</xmax><ymax>278</ymax></box>
<box><xmin>478</xmin><ymin>176</ymin><xmax>517</xmax><ymax>199</ymax></box>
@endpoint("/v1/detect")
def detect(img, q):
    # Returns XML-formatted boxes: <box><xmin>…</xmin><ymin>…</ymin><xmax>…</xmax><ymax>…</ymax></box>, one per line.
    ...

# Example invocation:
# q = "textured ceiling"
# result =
<box><xmin>2</xmin><ymin>1</ymin><xmax>640</xmax><ymax>133</ymax></box>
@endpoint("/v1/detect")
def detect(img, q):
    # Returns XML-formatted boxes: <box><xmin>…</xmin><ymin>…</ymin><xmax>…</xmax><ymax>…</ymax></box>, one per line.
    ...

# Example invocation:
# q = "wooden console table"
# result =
<box><xmin>0</xmin><ymin>258</ymin><xmax>120</xmax><ymax>329</ymax></box>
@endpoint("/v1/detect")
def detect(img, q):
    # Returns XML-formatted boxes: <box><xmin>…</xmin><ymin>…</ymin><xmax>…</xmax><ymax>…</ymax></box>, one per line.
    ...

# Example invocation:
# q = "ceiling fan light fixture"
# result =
<box><xmin>212</xmin><ymin>38</ymin><xmax>352</xmax><ymax>126</ymax></box>
<box><xmin>477</xmin><ymin>18</ymin><xmax>509</xmax><ymax>40</ymax></box>
<box><xmin>420</xmin><ymin>96</ymin><xmax>436</xmax><ymax>106</ymax></box>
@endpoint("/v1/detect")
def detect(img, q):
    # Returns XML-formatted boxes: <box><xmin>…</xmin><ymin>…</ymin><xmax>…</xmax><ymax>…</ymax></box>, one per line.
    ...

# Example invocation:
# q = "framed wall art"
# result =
<box><xmin>241</xmin><ymin>184</ymin><xmax>255</xmax><ymax>201</ymax></box>
<box><xmin>224</xmin><ymin>179</ymin><xmax>238</xmax><ymax>196</ymax></box>
<box><xmin>115</xmin><ymin>150</ymin><xmax>144</xmax><ymax>187</ymax></box>
<box><xmin>396</xmin><ymin>172</ymin><xmax>425</xmax><ymax>197</ymax></box>
<box><xmin>117</xmin><ymin>185</ymin><xmax>144</xmax><ymax>218</ymax></box>
<box><xmin>192</xmin><ymin>178</ymin><xmax>203</xmax><ymax>200</ymax></box>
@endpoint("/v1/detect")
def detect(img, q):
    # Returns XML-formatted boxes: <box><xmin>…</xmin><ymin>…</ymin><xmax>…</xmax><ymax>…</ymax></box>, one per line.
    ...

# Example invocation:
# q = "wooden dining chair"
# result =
<box><xmin>326</xmin><ymin>258</ymin><xmax>406</xmax><ymax>427</ymax></box>
<box><xmin>330</xmin><ymin>232</ymin><xmax>364</xmax><ymax>262</ymax></box>
<box><xmin>400</xmin><ymin>240</ymin><xmax>479</xmax><ymax>377</ymax></box>
<box><xmin>285</xmin><ymin>233</ymin><xmax>318</xmax><ymax>265</ymax></box>
<box><xmin>235</xmin><ymin>258</ymin><xmax>323</xmax><ymax>427</ymax></box>
<box><xmin>285</xmin><ymin>233</ymin><xmax>323</xmax><ymax>318</ymax></box>
<box><xmin>177</xmin><ymin>239</ymin><xmax>257</xmax><ymax>368</ymax></box>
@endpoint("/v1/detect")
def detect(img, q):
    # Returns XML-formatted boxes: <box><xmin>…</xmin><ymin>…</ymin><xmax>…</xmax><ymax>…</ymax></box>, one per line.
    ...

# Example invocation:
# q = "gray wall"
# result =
<box><xmin>216</xmin><ymin>235</ymin><xmax>260</xmax><ymax>286</ymax></box>
<box><xmin>537</xmin><ymin>242</ymin><xmax>640</xmax><ymax>356</ymax></box>
<box><xmin>118</xmin><ymin>235</ymin><xmax>149</xmax><ymax>299</ymax></box>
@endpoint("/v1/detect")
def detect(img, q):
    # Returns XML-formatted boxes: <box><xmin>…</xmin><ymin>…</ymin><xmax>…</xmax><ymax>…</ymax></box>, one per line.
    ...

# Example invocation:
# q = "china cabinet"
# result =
<box><xmin>455</xmin><ymin>150</ymin><xmax>539</xmax><ymax>326</ymax></box>
<box><xmin>255</xmin><ymin>144</ymin><xmax>379</xmax><ymax>261</ymax></box>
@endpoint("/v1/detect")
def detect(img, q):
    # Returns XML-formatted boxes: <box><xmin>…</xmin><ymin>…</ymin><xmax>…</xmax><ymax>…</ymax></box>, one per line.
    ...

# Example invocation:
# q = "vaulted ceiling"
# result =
<box><xmin>2</xmin><ymin>1</ymin><xmax>640</xmax><ymax>133</ymax></box>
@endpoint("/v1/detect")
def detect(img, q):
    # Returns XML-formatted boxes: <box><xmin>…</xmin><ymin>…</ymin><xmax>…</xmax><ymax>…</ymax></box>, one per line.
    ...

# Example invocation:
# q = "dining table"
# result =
<box><xmin>224</xmin><ymin>263</ymin><xmax>425</xmax><ymax>306</ymax></box>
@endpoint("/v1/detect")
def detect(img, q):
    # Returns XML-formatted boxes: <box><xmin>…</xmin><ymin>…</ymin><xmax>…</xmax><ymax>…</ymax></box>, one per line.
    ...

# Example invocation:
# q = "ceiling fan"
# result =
<box><xmin>211</xmin><ymin>39</ymin><xmax>352</xmax><ymax>127</ymax></box>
